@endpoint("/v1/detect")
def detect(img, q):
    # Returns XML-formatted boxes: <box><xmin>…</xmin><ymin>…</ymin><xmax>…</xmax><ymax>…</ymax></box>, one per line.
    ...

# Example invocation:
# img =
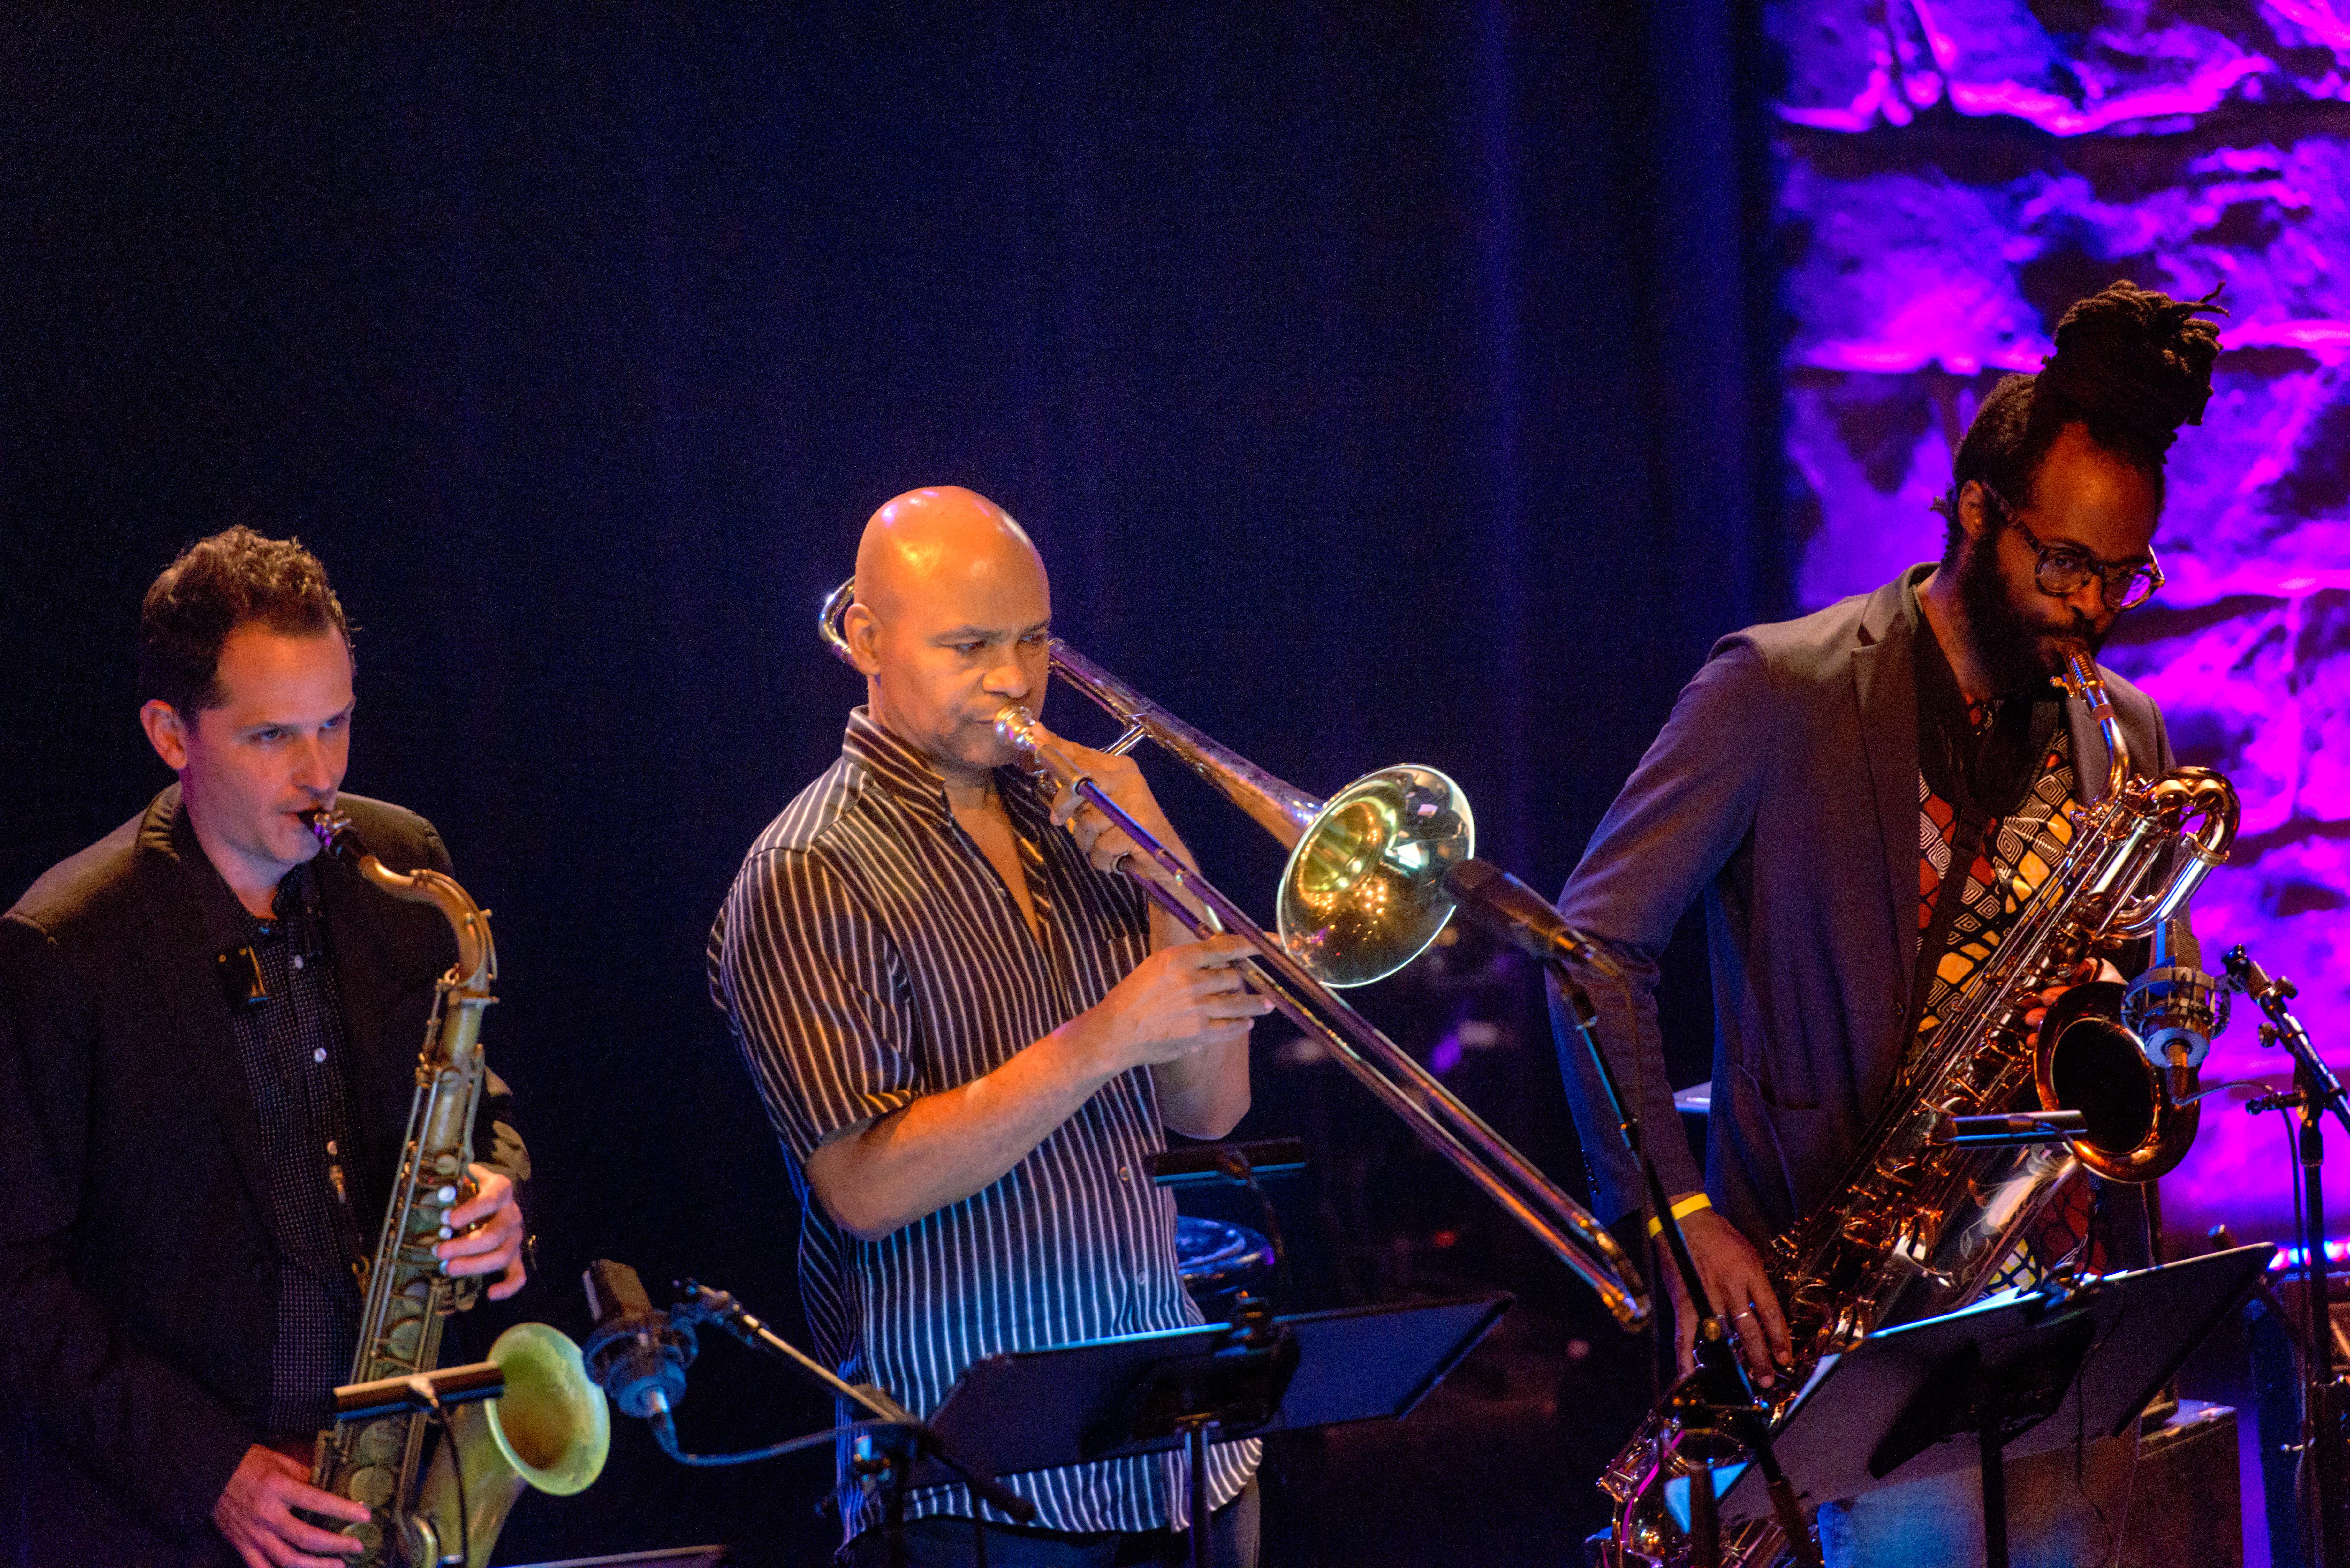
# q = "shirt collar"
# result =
<box><xmin>840</xmin><ymin>707</ymin><xmax>1053</xmax><ymax>825</ymax></box>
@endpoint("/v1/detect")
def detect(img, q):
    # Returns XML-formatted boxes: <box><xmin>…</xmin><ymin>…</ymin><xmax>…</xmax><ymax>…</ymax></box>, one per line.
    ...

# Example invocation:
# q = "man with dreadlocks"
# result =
<box><xmin>1548</xmin><ymin>280</ymin><xmax>2226</xmax><ymax>1395</ymax></box>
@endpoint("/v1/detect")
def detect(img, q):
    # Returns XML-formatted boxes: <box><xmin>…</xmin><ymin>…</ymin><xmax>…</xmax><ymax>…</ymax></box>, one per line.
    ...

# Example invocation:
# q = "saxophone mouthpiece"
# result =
<box><xmin>302</xmin><ymin>808</ymin><xmax>362</xmax><ymax>861</ymax></box>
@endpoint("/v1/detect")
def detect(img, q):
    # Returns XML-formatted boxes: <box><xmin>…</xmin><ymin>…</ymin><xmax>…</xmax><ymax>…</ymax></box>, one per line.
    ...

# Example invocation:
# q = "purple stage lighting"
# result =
<box><xmin>1771</xmin><ymin>0</ymin><xmax>2350</xmax><ymax>1246</ymax></box>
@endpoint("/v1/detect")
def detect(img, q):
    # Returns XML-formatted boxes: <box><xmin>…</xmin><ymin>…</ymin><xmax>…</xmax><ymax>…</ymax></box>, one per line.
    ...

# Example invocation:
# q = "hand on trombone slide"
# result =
<box><xmin>1022</xmin><ymin>714</ymin><xmax>1224</xmax><ymax>937</ymax></box>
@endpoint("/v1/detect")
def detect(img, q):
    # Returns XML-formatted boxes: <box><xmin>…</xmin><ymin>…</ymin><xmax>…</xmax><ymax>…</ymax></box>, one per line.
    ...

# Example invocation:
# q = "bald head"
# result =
<box><xmin>855</xmin><ymin>486</ymin><xmax>1046</xmax><ymax>624</ymax></box>
<box><xmin>845</xmin><ymin>486</ymin><xmax>1053</xmax><ymax>783</ymax></box>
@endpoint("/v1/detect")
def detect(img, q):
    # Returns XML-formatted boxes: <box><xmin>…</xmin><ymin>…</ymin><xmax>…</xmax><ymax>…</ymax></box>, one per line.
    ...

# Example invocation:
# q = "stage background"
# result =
<box><xmin>5</xmin><ymin>4</ymin><xmax>2345</xmax><ymax>1564</ymax></box>
<box><xmin>1770</xmin><ymin>0</ymin><xmax>2350</xmax><ymax>1250</ymax></box>
<box><xmin>0</xmin><ymin>5</ymin><xmax>1779</xmax><ymax>1563</ymax></box>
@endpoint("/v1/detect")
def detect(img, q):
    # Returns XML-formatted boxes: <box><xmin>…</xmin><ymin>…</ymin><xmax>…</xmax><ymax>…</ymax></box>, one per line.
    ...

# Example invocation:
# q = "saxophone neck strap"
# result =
<box><xmin>1902</xmin><ymin>803</ymin><xmax>1996</xmax><ymax>1067</ymax></box>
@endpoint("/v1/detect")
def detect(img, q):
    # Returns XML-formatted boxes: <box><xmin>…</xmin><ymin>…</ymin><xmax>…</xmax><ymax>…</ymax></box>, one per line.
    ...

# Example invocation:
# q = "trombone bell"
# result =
<box><xmin>1281</xmin><ymin>766</ymin><xmax>1473</xmax><ymax>988</ymax></box>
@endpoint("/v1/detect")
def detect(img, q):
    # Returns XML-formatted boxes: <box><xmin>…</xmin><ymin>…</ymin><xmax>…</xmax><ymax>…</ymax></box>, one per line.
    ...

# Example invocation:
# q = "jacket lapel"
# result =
<box><xmin>135</xmin><ymin>789</ymin><xmax>277</xmax><ymax>1225</ymax></box>
<box><xmin>1852</xmin><ymin>572</ymin><xmax>1924</xmax><ymax>1017</ymax></box>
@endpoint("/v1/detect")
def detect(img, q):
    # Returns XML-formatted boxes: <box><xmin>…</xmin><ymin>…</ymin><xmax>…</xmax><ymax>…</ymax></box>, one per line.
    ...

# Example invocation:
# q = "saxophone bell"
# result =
<box><xmin>2034</xmin><ymin>918</ymin><xmax>2229</xmax><ymax>1184</ymax></box>
<box><xmin>306</xmin><ymin>816</ymin><xmax>600</xmax><ymax>1565</ymax></box>
<box><xmin>410</xmin><ymin>1324</ymin><xmax>611</xmax><ymax>1568</ymax></box>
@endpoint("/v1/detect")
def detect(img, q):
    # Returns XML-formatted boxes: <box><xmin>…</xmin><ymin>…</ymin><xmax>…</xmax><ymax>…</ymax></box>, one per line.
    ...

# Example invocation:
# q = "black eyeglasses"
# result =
<box><xmin>1975</xmin><ymin>484</ymin><xmax>2165</xmax><ymax>611</ymax></box>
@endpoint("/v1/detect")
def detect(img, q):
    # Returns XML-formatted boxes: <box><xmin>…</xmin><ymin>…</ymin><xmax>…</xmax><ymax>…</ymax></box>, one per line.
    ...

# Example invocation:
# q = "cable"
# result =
<box><xmin>1211</xmin><ymin>1148</ymin><xmax>1291</xmax><ymax>1313</ymax></box>
<box><xmin>651</xmin><ymin>1410</ymin><xmax>900</xmax><ymax>1467</ymax></box>
<box><xmin>410</xmin><ymin>1378</ymin><xmax>469</xmax><ymax>1568</ymax></box>
<box><xmin>2281</xmin><ymin>1105</ymin><xmax>2318</xmax><ymax>1568</ymax></box>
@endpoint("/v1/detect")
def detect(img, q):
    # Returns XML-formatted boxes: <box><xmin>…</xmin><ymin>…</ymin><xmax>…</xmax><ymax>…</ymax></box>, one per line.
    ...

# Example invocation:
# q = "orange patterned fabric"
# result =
<box><xmin>1909</xmin><ymin>711</ymin><xmax>2102</xmax><ymax>1284</ymax></box>
<box><xmin>1910</xmin><ymin>723</ymin><xmax>2078</xmax><ymax>1050</ymax></box>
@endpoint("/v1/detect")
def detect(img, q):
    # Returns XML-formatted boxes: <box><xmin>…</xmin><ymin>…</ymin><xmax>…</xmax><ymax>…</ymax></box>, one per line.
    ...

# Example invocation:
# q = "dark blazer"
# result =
<box><xmin>1551</xmin><ymin>567</ymin><xmax>2176</xmax><ymax>1250</ymax></box>
<box><xmin>0</xmin><ymin>787</ymin><xmax>526</xmax><ymax>1568</ymax></box>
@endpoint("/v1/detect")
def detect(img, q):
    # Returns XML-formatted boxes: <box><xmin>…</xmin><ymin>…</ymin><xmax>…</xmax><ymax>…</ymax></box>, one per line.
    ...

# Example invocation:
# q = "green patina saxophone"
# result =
<box><xmin>304</xmin><ymin>809</ymin><xmax>605</xmax><ymax>1568</ymax></box>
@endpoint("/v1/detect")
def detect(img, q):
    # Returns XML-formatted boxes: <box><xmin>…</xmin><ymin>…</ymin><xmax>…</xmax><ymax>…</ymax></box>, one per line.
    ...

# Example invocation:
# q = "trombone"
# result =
<box><xmin>820</xmin><ymin>580</ymin><xmax>1649</xmax><ymax>1330</ymax></box>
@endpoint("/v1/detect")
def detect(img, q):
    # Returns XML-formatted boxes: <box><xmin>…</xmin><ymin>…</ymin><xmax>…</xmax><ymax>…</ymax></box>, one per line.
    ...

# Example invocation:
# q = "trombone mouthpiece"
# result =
<box><xmin>994</xmin><ymin>704</ymin><xmax>1042</xmax><ymax>756</ymax></box>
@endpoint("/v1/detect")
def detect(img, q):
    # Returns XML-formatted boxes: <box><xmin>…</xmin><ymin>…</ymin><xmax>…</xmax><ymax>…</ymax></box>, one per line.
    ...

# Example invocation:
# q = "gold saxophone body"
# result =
<box><xmin>305</xmin><ymin>809</ymin><xmax>607</xmax><ymax>1568</ymax></box>
<box><xmin>1599</xmin><ymin>653</ymin><xmax>2239</xmax><ymax>1567</ymax></box>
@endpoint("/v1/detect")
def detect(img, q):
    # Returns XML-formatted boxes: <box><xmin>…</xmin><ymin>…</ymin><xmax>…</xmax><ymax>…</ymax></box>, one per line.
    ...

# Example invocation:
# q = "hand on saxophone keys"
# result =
<box><xmin>1666</xmin><ymin>1207</ymin><xmax>1793</xmax><ymax>1390</ymax></box>
<box><xmin>213</xmin><ymin>1445</ymin><xmax>369</xmax><ymax>1565</ymax></box>
<box><xmin>432</xmin><ymin>1164</ymin><xmax>528</xmax><ymax>1301</ymax></box>
<box><xmin>2022</xmin><ymin>956</ymin><xmax>2125</xmax><ymax>1033</ymax></box>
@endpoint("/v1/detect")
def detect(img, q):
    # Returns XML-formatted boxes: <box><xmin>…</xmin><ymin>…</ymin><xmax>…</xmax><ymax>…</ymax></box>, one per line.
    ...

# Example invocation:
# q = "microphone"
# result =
<box><xmin>2121</xmin><ymin>918</ymin><xmax>2227</xmax><ymax>1099</ymax></box>
<box><xmin>582</xmin><ymin>1259</ymin><xmax>697</xmax><ymax>1418</ymax></box>
<box><xmin>1928</xmin><ymin>1109</ymin><xmax>2088</xmax><ymax>1148</ymax></box>
<box><xmin>1441</xmin><ymin>859</ymin><xmax>1622</xmax><ymax>980</ymax></box>
<box><xmin>334</xmin><ymin>1361</ymin><xmax>504</xmax><ymax>1421</ymax></box>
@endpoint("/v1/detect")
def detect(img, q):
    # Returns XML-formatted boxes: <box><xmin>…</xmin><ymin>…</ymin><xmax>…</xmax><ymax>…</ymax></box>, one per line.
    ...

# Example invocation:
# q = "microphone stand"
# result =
<box><xmin>2229</xmin><ymin>945</ymin><xmax>2349</xmax><ymax>1568</ymax></box>
<box><xmin>661</xmin><ymin>1281</ymin><xmax>1038</xmax><ymax>1568</ymax></box>
<box><xmin>1550</xmin><ymin>976</ymin><xmax>1822</xmax><ymax>1568</ymax></box>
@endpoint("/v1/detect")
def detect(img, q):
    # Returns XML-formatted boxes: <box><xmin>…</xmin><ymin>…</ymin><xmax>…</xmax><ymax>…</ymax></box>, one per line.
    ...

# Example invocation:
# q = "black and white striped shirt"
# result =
<box><xmin>709</xmin><ymin>708</ymin><xmax>1257</xmax><ymax>1541</ymax></box>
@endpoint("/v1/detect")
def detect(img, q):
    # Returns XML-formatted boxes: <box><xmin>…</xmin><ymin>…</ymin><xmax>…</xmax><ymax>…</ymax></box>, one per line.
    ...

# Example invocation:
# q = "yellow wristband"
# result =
<box><xmin>1648</xmin><ymin>1192</ymin><xmax>1712</xmax><ymax>1237</ymax></box>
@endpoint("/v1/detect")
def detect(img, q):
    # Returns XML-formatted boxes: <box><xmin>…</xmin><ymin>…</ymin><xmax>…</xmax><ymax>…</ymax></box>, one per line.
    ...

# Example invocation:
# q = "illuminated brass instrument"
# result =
<box><xmin>306</xmin><ymin>811</ymin><xmax>608</xmax><ymax>1567</ymax></box>
<box><xmin>819</xmin><ymin>578</ymin><xmax>1650</xmax><ymax>1329</ymax></box>
<box><xmin>1600</xmin><ymin>651</ymin><xmax>2238</xmax><ymax>1566</ymax></box>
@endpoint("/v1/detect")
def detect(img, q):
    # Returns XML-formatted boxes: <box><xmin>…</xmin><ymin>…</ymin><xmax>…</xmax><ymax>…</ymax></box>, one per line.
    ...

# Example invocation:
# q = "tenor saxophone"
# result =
<box><xmin>1598</xmin><ymin>652</ymin><xmax>2238</xmax><ymax>1567</ymax></box>
<box><xmin>304</xmin><ymin>810</ymin><xmax>606</xmax><ymax>1568</ymax></box>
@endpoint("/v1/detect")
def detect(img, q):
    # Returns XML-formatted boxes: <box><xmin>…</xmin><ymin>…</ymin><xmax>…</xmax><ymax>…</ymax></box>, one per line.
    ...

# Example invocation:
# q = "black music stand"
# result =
<box><xmin>505</xmin><ymin>1551</ymin><xmax>732</xmax><ymax>1567</ymax></box>
<box><xmin>1690</xmin><ymin>1245</ymin><xmax>2274</xmax><ymax>1568</ymax></box>
<box><xmin>909</xmin><ymin>1293</ymin><xmax>1511</xmax><ymax>1568</ymax></box>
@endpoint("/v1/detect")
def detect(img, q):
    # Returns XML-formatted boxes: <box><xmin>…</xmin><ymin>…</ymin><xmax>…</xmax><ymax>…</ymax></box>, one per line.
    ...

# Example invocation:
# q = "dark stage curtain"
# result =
<box><xmin>0</xmin><ymin>5</ymin><xmax>1784</xmax><ymax>1561</ymax></box>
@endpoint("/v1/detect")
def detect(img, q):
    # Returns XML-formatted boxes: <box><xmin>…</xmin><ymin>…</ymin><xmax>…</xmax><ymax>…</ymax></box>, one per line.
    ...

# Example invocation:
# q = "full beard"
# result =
<box><xmin>1954</xmin><ymin>530</ymin><xmax>2105</xmax><ymax>696</ymax></box>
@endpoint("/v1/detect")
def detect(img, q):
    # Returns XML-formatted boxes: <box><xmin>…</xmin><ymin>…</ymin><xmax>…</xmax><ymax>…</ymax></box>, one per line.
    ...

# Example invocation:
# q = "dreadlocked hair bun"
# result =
<box><xmin>2035</xmin><ymin>280</ymin><xmax>2227</xmax><ymax>461</ymax></box>
<box><xmin>1934</xmin><ymin>280</ymin><xmax>2227</xmax><ymax>551</ymax></box>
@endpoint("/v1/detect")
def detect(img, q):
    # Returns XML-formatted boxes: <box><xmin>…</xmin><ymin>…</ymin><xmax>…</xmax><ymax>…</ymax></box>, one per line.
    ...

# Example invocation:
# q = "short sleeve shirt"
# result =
<box><xmin>708</xmin><ymin>709</ymin><xmax>1257</xmax><ymax>1540</ymax></box>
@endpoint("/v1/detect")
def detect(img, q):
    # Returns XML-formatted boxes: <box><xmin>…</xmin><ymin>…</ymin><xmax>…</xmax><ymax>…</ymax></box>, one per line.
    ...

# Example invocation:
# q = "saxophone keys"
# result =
<box><xmin>345</xmin><ymin>1519</ymin><xmax>385</xmax><ymax>1562</ymax></box>
<box><xmin>346</xmin><ymin>1464</ymin><xmax>398</xmax><ymax>1510</ymax></box>
<box><xmin>353</xmin><ymin>1418</ymin><xmax>404</xmax><ymax>1464</ymax></box>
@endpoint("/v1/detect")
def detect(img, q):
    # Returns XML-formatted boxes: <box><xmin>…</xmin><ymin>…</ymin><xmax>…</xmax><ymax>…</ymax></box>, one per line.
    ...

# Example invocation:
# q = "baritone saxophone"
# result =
<box><xmin>1598</xmin><ymin>650</ymin><xmax>2238</xmax><ymax>1567</ymax></box>
<box><xmin>304</xmin><ymin>809</ymin><xmax>607</xmax><ymax>1568</ymax></box>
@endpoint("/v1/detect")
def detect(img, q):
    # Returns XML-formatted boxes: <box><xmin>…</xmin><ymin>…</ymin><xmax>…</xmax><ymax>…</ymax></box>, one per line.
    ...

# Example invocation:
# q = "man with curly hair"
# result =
<box><xmin>0</xmin><ymin>529</ymin><xmax>531</xmax><ymax>1568</ymax></box>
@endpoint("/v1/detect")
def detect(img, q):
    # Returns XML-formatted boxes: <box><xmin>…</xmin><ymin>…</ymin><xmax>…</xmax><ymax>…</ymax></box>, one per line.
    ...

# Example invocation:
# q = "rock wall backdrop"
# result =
<box><xmin>1772</xmin><ymin>0</ymin><xmax>2350</xmax><ymax>1243</ymax></box>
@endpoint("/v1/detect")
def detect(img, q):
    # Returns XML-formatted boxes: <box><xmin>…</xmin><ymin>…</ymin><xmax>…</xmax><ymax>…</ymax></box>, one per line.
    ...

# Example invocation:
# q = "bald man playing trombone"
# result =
<box><xmin>709</xmin><ymin>486</ymin><xmax>1265</xmax><ymax>1567</ymax></box>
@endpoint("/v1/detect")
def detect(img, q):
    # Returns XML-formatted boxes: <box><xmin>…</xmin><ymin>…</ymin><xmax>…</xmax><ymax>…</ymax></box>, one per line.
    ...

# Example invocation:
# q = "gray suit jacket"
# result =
<box><xmin>1551</xmin><ymin>566</ymin><xmax>2175</xmax><ymax>1249</ymax></box>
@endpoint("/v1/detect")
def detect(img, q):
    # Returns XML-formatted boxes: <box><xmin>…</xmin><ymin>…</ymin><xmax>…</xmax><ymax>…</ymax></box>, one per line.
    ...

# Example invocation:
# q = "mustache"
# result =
<box><xmin>2037</xmin><ymin>612</ymin><xmax>2105</xmax><ymax>652</ymax></box>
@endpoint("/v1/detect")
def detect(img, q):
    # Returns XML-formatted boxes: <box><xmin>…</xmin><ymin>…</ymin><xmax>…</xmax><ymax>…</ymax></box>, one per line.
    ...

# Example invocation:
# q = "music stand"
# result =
<box><xmin>505</xmin><ymin>1550</ymin><xmax>732</xmax><ymax>1567</ymax></box>
<box><xmin>1689</xmin><ymin>1245</ymin><xmax>2274</xmax><ymax>1568</ymax></box>
<box><xmin>910</xmin><ymin>1293</ymin><xmax>1511</xmax><ymax>1568</ymax></box>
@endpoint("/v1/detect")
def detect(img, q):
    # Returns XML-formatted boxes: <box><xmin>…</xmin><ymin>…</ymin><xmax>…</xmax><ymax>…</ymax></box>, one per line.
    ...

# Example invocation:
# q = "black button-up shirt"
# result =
<box><xmin>182</xmin><ymin>810</ymin><xmax>367</xmax><ymax>1434</ymax></box>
